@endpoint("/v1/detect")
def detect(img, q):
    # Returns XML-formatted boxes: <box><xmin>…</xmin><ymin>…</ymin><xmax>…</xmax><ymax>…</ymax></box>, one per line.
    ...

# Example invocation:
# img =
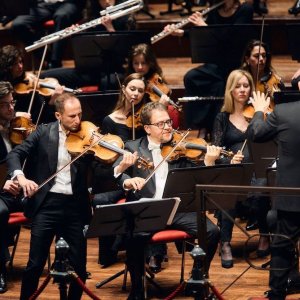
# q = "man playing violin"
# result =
<box><xmin>6</xmin><ymin>92</ymin><xmax>93</xmax><ymax>300</ymax></box>
<box><xmin>0</xmin><ymin>81</ymin><xmax>32</xmax><ymax>294</ymax></box>
<box><xmin>113</xmin><ymin>101</ymin><xmax>221</xmax><ymax>300</ymax></box>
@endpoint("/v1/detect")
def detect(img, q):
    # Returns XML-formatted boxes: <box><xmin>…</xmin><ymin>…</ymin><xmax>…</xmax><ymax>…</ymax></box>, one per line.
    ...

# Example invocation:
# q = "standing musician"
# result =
<box><xmin>41</xmin><ymin>0</ymin><xmax>136</xmax><ymax>90</ymax></box>
<box><xmin>211</xmin><ymin>69</ymin><xmax>270</xmax><ymax>268</ymax></box>
<box><xmin>9</xmin><ymin>0</ymin><xmax>86</xmax><ymax>69</ymax></box>
<box><xmin>241</xmin><ymin>39</ymin><xmax>284</xmax><ymax>108</ymax></box>
<box><xmin>0</xmin><ymin>45</ymin><xmax>64</xmax><ymax>124</ymax></box>
<box><xmin>113</xmin><ymin>101</ymin><xmax>221</xmax><ymax>300</ymax></box>
<box><xmin>6</xmin><ymin>93</ymin><xmax>96</xmax><ymax>300</ymax></box>
<box><xmin>247</xmin><ymin>91</ymin><xmax>300</xmax><ymax>300</ymax></box>
<box><xmin>0</xmin><ymin>81</ymin><xmax>31</xmax><ymax>294</ymax></box>
<box><xmin>163</xmin><ymin>0</ymin><xmax>253</xmax><ymax>137</ymax></box>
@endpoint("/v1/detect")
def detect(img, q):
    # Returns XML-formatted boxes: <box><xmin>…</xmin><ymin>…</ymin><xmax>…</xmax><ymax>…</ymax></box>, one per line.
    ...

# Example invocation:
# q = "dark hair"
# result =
<box><xmin>0</xmin><ymin>45</ymin><xmax>24</xmax><ymax>83</ymax></box>
<box><xmin>125</xmin><ymin>43</ymin><xmax>163</xmax><ymax>80</ymax></box>
<box><xmin>240</xmin><ymin>39</ymin><xmax>272</xmax><ymax>75</ymax></box>
<box><xmin>141</xmin><ymin>102</ymin><xmax>168</xmax><ymax>125</ymax></box>
<box><xmin>113</xmin><ymin>73</ymin><xmax>146</xmax><ymax>112</ymax></box>
<box><xmin>0</xmin><ymin>81</ymin><xmax>14</xmax><ymax>100</ymax></box>
<box><xmin>54</xmin><ymin>93</ymin><xmax>78</xmax><ymax>113</ymax></box>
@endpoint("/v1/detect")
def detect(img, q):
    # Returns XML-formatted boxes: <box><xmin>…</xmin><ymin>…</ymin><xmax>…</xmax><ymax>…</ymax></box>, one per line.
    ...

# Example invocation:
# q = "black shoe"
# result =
<box><xmin>0</xmin><ymin>273</ymin><xmax>7</xmax><ymax>294</ymax></box>
<box><xmin>127</xmin><ymin>290</ymin><xmax>145</xmax><ymax>300</ymax></box>
<box><xmin>289</xmin><ymin>1</ymin><xmax>300</xmax><ymax>16</ymax></box>
<box><xmin>286</xmin><ymin>275</ymin><xmax>300</xmax><ymax>294</ymax></box>
<box><xmin>220</xmin><ymin>242</ymin><xmax>233</xmax><ymax>269</ymax></box>
<box><xmin>246</xmin><ymin>220</ymin><xmax>259</xmax><ymax>231</ymax></box>
<box><xmin>264</xmin><ymin>289</ymin><xmax>286</xmax><ymax>299</ymax></box>
<box><xmin>147</xmin><ymin>255</ymin><xmax>162</xmax><ymax>273</ymax></box>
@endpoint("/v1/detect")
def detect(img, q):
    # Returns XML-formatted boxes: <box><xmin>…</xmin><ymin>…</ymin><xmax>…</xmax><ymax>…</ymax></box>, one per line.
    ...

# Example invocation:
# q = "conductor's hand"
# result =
<box><xmin>249</xmin><ymin>91</ymin><xmax>270</xmax><ymax>113</ymax></box>
<box><xmin>188</xmin><ymin>11</ymin><xmax>207</xmax><ymax>26</ymax></box>
<box><xmin>3</xmin><ymin>179</ymin><xmax>21</xmax><ymax>196</ymax></box>
<box><xmin>163</xmin><ymin>24</ymin><xmax>184</xmax><ymax>37</ymax></box>
<box><xmin>115</xmin><ymin>151</ymin><xmax>138</xmax><ymax>175</ymax></box>
<box><xmin>124</xmin><ymin>177</ymin><xmax>146</xmax><ymax>191</ymax></box>
<box><xmin>230</xmin><ymin>150</ymin><xmax>244</xmax><ymax>164</ymax></box>
<box><xmin>16</xmin><ymin>174</ymin><xmax>38</xmax><ymax>197</ymax></box>
<box><xmin>204</xmin><ymin>145</ymin><xmax>221</xmax><ymax>166</ymax></box>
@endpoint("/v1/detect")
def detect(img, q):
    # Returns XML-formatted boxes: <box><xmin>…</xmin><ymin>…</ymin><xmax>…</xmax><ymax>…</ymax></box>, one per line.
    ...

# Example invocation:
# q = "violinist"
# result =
<box><xmin>6</xmin><ymin>93</ymin><xmax>98</xmax><ymax>300</ymax></box>
<box><xmin>0</xmin><ymin>45</ymin><xmax>64</xmax><ymax>124</ymax></box>
<box><xmin>240</xmin><ymin>39</ymin><xmax>284</xmax><ymax>108</ymax></box>
<box><xmin>113</xmin><ymin>101</ymin><xmax>221</xmax><ymax>300</ymax></box>
<box><xmin>125</xmin><ymin>43</ymin><xmax>180</xmax><ymax>128</ymax></box>
<box><xmin>0</xmin><ymin>81</ymin><xmax>30</xmax><ymax>294</ymax></box>
<box><xmin>211</xmin><ymin>69</ymin><xmax>270</xmax><ymax>268</ymax></box>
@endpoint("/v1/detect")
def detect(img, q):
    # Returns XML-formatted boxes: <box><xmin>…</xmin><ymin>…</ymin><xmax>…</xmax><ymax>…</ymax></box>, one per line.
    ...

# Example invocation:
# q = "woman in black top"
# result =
<box><xmin>212</xmin><ymin>69</ymin><xmax>270</xmax><ymax>268</ymax></box>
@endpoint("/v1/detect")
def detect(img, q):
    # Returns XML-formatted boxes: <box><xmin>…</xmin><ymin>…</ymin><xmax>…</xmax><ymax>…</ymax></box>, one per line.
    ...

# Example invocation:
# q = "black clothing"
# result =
<box><xmin>6</xmin><ymin>121</ymin><xmax>93</xmax><ymax>300</ymax></box>
<box><xmin>184</xmin><ymin>2</ymin><xmax>253</xmax><ymax>130</ymax></box>
<box><xmin>248</xmin><ymin>103</ymin><xmax>300</xmax><ymax>299</ymax></box>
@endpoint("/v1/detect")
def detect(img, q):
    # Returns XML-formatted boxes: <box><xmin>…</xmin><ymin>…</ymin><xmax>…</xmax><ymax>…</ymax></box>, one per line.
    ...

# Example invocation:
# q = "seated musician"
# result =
<box><xmin>40</xmin><ymin>0</ymin><xmax>136</xmax><ymax>91</ymax></box>
<box><xmin>0</xmin><ymin>45</ymin><xmax>64</xmax><ymax>124</ymax></box>
<box><xmin>0</xmin><ymin>81</ymin><xmax>30</xmax><ymax>294</ymax></box>
<box><xmin>163</xmin><ymin>0</ymin><xmax>253</xmax><ymax>137</ymax></box>
<box><xmin>113</xmin><ymin>101</ymin><xmax>221</xmax><ymax>300</ymax></box>
<box><xmin>8</xmin><ymin>0</ymin><xmax>86</xmax><ymax>69</ymax></box>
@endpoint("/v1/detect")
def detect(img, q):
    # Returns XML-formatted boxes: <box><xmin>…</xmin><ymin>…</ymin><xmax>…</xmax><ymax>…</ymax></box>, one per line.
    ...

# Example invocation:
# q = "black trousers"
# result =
<box><xmin>126</xmin><ymin>212</ymin><xmax>220</xmax><ymax>294</ymax></box>
<box><xmin>269</xmin><ymin>210</ymin><xmax>300</xmax><ymax>300</ymax></box>
<box><xmin>0</xmin><ymin>194</ymin><xmax>23</xmax><ymax>273</ymax></box>
<box><xmin>20</xmin><ymin>192</ymin><xmax>87</xmax><ymax>300</ymax></box>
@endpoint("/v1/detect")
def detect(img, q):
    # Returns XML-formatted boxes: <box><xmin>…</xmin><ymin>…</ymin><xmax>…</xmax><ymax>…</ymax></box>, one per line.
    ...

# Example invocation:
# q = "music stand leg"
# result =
<box><xmin>95</xmin><ymin>269</ymin><xmax>125</xmax><ymax>289</ymax></box>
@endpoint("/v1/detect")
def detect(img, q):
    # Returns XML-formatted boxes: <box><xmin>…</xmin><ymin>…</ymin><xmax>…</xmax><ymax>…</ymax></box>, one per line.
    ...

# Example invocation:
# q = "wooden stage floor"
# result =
<box><xmin>3</xmin><ymin>213</ymin><xmax>300</xmax><ymax>300</ymax></box>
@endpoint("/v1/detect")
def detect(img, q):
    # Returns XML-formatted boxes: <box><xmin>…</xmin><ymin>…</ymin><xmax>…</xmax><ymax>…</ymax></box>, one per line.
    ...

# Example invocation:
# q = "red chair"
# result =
<box><xmin>7</xmin><ymin>212</ymin><xmax>30</xmax><ymax>268</ymax></box>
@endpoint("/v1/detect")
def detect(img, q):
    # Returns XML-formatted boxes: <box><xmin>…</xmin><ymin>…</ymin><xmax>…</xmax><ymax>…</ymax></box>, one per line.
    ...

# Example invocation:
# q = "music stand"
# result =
<box><xmin>189</xmin><ymin>24</ymin><xmax>271</xmax><ymax>74</ymax></box>
<box><xmin>71</xmin><ymin>31</ymin><xmax>151</xmax><ymax>86</ymax></box>
<box><xmin>77</xmin><ymin>91</ymin><xmax>119</xmax><ymax>126</ymax></box>
<box><xmin>163</xmin><ymin>164</ymin><xmax>254</xmax><ymax>276</ymax></box>
<box><xmin>86</xmin><ymin>197</ymin><xmax>180</xmax><ymax>238</ymax></box>
<box><xmin>273</xmin><ymin>91</ymin><xmax>300</xmax><ymax>105</ymax></box>
<box><xmin>286</xmin><ymin>24</ymin><xmax>300</xmax><ymax>62</ymax></box>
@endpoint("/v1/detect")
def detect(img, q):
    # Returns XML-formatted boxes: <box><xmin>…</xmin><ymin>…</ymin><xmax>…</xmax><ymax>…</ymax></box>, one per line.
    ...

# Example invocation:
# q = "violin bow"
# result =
<box><xmin>134</xmin><ymin>129</ymin><xmax>190</xmax><ymax>193</ymax></box>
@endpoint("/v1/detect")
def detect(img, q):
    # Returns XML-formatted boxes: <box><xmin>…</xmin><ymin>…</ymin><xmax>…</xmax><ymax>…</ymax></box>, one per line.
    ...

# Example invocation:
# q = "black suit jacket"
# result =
<box><xmin>114</xmin><ymin>136</ymin><xmax>196</xmax><ymax>202</ymax></box>
<box><xmin>248</xmin><ymin>102</ymin><xmax>300</xmax><ymax>211</ymax></box>
<box><xmin>6</xmin><ymin>121</ymin><xmax>91</xmax><ymax>220</ymax></box>
<box><xmin>0</xmin><ymin>135</ymin><xmax>8</xmax><ymax>164</ymax></box>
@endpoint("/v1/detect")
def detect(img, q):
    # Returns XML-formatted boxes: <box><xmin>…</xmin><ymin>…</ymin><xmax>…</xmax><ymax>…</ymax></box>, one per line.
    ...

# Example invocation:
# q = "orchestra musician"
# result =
<box><xmin>163</xmin><ymin>0</ymin><xmax>253</xmax><ymax>138</ymax></box>
<box><xmin>125</xmin><ymin>43</ymin><xmax>180</xmax><ymax>128</ymax></box>
<box><xmin>9</xmin><ymin>0</ymin><xmax>86</xmax><ymax>69</ymax></box>
<box><xmin>0</xmin><ymin>81</ymin><xmax>31</xmax><ymax>294</ymax></box>
<box><xmin>92</xmin><ymin>73</ymin><xmax>169</xmax><ymax>270</ymax></box>
<box><xmin>40</xmin><ymin>0</ymin><xmax>136</xmax><ymax>90</ymax></box>
<box><xmin>212</xmin><ymin>69</ymin><xmax>270</xmax><ymax>268</ymax></box>
<box><xmin>113</xmin><ymin>101</ymin><xmax>221</xmax><ymax>300</ymax></box>
<box><xmin>6</xmin><ymin>93</ymin><xmax>96</xmax><ymax>300</ymax></box>
<box><xmin>248</xmin><ymin>91</ymin><xmax>300</xmax><ymax>300</ymax></box>
<box><xmin>240</xmin><ymin>39</ymin><xmax>284</xmax><ymax>106</ymax></box>
<box><xmin>0</xmin><ymin>45</ymin><xmax>64</xmax><ymax>124</ymax></box>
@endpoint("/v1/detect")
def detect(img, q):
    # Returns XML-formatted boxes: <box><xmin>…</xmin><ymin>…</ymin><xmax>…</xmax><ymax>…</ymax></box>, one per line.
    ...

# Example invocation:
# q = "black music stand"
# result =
<box><xmin>286</xmin><ymin>24</ymin><xmax>300</xmax><ymax>62</ymax></box>
<box><xmin>163</xmin><ymin>164</ymin><xmax>253</xmax><ymax>271</ymax></box>
<box><xmin>71</xmin><ymin>31</ymin><xmax>151</xmax><ymax>86</ymax></box>
<box><xmin>77</xmin><ymin>91</ymin><xmax>119</xmax><ymax>126</ymax></box>
<box><xmin>189</xmin><ymin>24</ymin><xmax>271</xmax><ymax>74</ymax></box>
<box><xmin>86</xmin><ymin>198</ymin><xmax>180</xmax><ymax>289</ymax></box>
<box><xmin>273</xmin><ymin>91</ymin><xmax>300</xmax><ymax>105</ymax></box>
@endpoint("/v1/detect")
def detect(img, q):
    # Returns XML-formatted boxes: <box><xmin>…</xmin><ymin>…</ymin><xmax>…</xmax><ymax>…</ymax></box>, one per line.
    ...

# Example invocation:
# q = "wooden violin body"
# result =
<box><xmin>9</xmin><ymin>116</ymin><xmax>36</xmax><ymax>145</ymax></box>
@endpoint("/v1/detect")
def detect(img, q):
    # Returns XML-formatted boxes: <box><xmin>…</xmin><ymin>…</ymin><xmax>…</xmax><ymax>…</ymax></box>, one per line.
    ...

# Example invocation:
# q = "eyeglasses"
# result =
<box><xmin>147</xmin><ymin>119</ymin><xmax>173</xmax><ymax>129</ymax></box>
<box><xmin>0</xmin><ymin>100</ymin><xmax>17</xmax><ymax>109</ymax></box>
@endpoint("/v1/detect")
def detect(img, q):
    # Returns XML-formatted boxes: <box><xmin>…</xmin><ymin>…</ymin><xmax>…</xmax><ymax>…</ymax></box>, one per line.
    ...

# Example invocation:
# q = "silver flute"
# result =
<box><xmin>25</xmin><ymin>0</ymin><xmax>143</xmax><ymax>52</ymax></box>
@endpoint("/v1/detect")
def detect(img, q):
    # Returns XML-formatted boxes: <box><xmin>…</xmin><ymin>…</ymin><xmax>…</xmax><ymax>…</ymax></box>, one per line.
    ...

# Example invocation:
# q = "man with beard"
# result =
<box><xmin>113</xmin><ymin>102</ymin><xmax>221</xmax><ymax>300</ymax></box>
<box><xmin>6</xmin><ymin>93</ymin><xmax>92</xmax><ymax>300</ymax></box>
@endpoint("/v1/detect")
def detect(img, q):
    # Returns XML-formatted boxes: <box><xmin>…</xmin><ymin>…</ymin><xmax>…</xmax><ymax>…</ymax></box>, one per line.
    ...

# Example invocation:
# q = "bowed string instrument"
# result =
<box><xmin>21</xmin><ymin>120</ymin><xmax>153</xmax><ymax>200</ymax></box>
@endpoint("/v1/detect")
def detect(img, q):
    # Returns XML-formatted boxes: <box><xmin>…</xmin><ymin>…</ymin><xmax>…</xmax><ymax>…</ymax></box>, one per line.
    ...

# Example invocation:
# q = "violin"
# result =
<box><xmin>146</xmin><ymin>74</ymin><xmax>182</xmax><ymax>111</ymax></box>
<box><xmin>125</xmin><ymin>103</ymin><xmax>144</xmax><ymax>129</ymax></box>
<box><xmin>9</xmin><ymin>116</ymin><xmax>36</xmax><ymax>145</ymax></box>
<box><xmin>161</xmin><ymin>131</ymin><xmax>234</xmax><ymax>162</ymax></box>
<box><xmin>66</xmin><ymin>121</ymin><xmax>153</xmax><ymax>168</ymax></box>
<box><xmin>14</xmin><ymin>72</ymin><xmax>82</xmax><ymax>97</ymax></box>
